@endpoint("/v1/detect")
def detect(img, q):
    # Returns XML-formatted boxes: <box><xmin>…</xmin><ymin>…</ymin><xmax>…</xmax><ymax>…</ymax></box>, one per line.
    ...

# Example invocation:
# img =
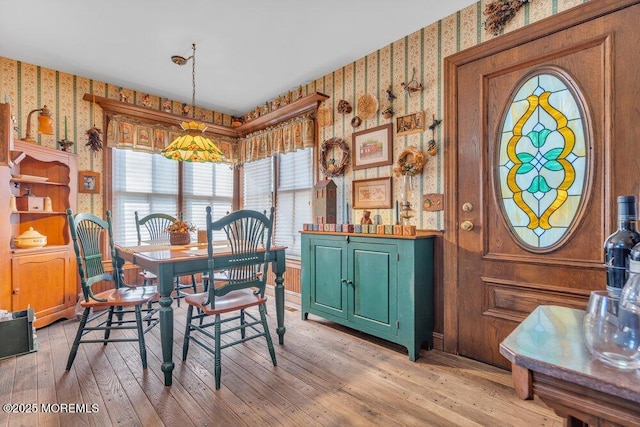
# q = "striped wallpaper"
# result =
<box><xmin>306</xmin><ymin>0</ymin><xmax>587</xmax><ymax>230</ymax></box>
<box><xmin>0</xmin><ymin>0</ymin><xmax>586</xmax><ymax>224</ymax></box>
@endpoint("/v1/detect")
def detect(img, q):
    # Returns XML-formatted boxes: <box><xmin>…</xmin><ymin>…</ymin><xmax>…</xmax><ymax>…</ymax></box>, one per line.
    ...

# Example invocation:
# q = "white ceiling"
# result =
<box><xmin>0</xmin><ymin>0</ymin><xmax>476</xmax><ymax>117</ymax></box>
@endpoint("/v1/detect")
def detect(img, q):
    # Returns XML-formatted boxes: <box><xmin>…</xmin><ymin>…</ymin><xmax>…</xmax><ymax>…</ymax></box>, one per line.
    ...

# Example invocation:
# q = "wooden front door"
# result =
<box><xmin>444</xmin><ymin>0</ymin><xmax>640</xmax><ymax>368</ymax></box>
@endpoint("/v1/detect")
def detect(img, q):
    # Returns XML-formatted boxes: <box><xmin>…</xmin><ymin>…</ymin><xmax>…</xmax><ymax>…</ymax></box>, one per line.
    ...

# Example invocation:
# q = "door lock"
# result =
<box><xmin>460</xmin><ymin>220</ymin><xmax>474</xmax><ymax>231</ymax></box>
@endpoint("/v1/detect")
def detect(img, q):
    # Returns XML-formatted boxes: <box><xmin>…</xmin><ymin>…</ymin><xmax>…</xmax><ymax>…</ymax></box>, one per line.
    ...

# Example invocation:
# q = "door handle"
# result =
<box><xmin>460</xmin><ymin>220</ymin><xmax>474</xmax><ymax>231</ymax></box>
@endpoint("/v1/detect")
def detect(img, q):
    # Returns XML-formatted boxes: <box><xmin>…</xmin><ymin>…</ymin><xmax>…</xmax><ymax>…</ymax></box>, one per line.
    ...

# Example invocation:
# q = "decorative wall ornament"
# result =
<box><xmin>317</xmin><ymin>103</ymin><xmax>333</xmax><ymax>127</ymax></box>
<box><xmin>484</xmin><ymin>0</ymin><xmax>531</xmax><ymax>35</ymax></box>
<box><xmin>401</xmin><ymin>68</ymin><xmax>423</xmax><ymax>96</ymax></box>
<box><xmin>357</xmin><ymin>93</ymin><xmax>378</xmax><ymax>120</ymax></box>
<box><xmin>319</xmin><ymin>137</ymin><xmax>350</xmax><ymax>178</ymax></box>
<box><xmin>393</xmin><ymin>145</ymin><xmax>427</xmax><ymax>177</ymax></box>
<box><xmin>426</xmin><ymin>115</ymin><xmax>442</xmax><ymax>156</ymax></box>
<box><xmin>396</xmin><ymin>111</ymin><xmax>425</xmax><ymax>136</ymax></box>
<box><xmin>337</xmin><ymin>99</ymin><xmax>352</xmax><ymax>114</ymax></box>
<box><xmin>85</xmin><ymin>126</ymin><xmax>103</xmax><ymax>154</ymax></box>
<box><xmin>383</xmin><ymin>84</ymin><xmax>396</xmax><ymax>119</ymax></box>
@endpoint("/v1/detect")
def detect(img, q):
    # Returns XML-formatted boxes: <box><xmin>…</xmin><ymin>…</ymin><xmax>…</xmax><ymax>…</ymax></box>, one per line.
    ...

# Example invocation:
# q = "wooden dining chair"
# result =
<box><xmin>66</xmin><ymin>209</ymin><xmax>159</xmax><ymax>370</ymax></box>
<box><xmin>134</xmin><ymin>211</ymin><xmax>199</xmax><ymax>305</ymax></box>
<box><xmin>182</xmin><ymin>207</ymin><xmax>277</xmax><ymax>389</ymax></box>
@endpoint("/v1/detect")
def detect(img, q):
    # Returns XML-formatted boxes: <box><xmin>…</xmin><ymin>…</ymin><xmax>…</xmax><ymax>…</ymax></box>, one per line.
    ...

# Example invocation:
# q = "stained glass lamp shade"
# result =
<box><xmin>163</xmin><ymin>120</ymin><xmax>224</xmax><ymax>162</ymax></box>
<box><xmin>162</xmin><ymin>43</ymin><xmax>224</xmax><ymax>163</ymax></box>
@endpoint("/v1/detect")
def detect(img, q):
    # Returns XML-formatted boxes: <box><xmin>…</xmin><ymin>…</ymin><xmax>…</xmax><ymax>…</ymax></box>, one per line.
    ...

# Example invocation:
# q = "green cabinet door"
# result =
<box><xmin>348</xmin><ymin>241</ymin><xmax>397</xmax><ymax>336</ymax></box>
<box><xmin>305</xmin><ymin>237</ymin><xmax>347</xmax><ymax>319</ymax></box>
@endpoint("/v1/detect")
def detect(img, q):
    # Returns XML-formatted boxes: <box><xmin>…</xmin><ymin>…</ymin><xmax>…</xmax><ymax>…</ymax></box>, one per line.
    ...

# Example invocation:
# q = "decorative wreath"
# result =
<box><xmin>393</xmin><ymin>145</ymin><xmax>427</xmax><ymax>177</ymax></box>
<box><xmin>319</xmin><ymin>137</ymin><xmax>351</xmax><ymax>177</ymax></box>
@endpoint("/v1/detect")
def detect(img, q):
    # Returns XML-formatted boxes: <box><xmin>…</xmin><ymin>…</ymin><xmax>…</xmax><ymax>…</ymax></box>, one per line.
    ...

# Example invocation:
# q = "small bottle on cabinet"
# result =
<box><xmin>604</xmin><ymin>195</ymin><xmax>640</xmax><ymax>298</ymax></box>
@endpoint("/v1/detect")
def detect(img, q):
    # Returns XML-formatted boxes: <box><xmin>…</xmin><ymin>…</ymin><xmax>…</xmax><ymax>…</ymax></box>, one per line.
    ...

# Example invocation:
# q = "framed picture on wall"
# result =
<box><xmin>352</xmin><ymin>177</ymin><xmax>392</xmax><ymax>209</ymax></box>
<box><xmin>78</xmin><ymin>171</ymin><xmax>100</xmax><ymax>194</ymax></box>
<box><xmin>352</xmin><ymin>123</ymin><xmax>393</xmax><ymax>170</ymax></box>
<box><xmin>396</xmin><ymin>111</ymin><xmax>425</xmax><ymax>136</ymax></box>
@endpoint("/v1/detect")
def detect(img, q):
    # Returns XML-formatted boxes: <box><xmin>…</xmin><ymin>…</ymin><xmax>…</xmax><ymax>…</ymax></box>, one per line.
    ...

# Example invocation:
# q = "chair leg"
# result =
<box><xmin>259</xmin><ymin>304</ymin><xmax>277</xmax><ymax>367</ymax></box>
<box><xmin>240</xmin><ymin>309</ymin><xmax>246</xmax><ymax>339</ymax></box>
<box><xmin>147</xmin><ymin>301</ymin><xmax>153</xmax><ymax>327</ymax></box>
<box><xmin>215</xmin><ymin>313</ymin><xmax>222</xmax><ymax>390</ymax></box>
<box><xmin>104</xmin><ymin>307</ymin><xmax>115</xmax><ymax>344</ymax></box>
<box><xmin>134</xmin><ymin>305</ymin><xmax>148</xmax><ymax>369</ymax></box>
<box><xmin>66</xmin><ymin>307</ymin><xmax>90</xmax><ymax>371</ymax></box>
<box><xmin>183</xmin><ymin>305</ymin><xmax>194</xmax><ymax>361</ymax></box>
<box><xmin>190</xmin><ymin>274</ymin><xmax>197</xmax><ymax>293</ymax></box>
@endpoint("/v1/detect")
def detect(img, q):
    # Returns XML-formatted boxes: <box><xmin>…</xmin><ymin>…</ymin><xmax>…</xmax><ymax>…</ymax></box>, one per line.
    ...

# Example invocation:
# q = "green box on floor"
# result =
<box><xmin>0</xmin><ymin>307</ymin><xmax>38</xmax><ymax>360</ymax></box>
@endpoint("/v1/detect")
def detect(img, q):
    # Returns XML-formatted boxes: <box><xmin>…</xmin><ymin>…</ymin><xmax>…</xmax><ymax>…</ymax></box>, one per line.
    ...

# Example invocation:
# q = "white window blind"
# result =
<box><xmin>242</xmin><ymin>157</ymin><xmax>273</xmax><ymax>214</ymax></box>
<box><xmin>183</xmin><ymin>161</ymin><xmax>234</xmax><ymax>241</ymax></box>
<box><xmin>112</xmin><ymin>148</ymin><xmax>178</xmax><ymax>245</ymax></box>
<box><xmin>275</xmin><ymin>148</ymin><xmax>312</xmax><ymax>258</ymax></box>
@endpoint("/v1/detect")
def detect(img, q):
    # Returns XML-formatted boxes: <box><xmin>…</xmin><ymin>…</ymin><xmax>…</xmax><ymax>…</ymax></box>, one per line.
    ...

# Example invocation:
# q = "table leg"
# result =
<box><xmin>274</xmin><ymin>272</ymin><xmax>285</xmax><ymax>344</ymax></box>
<box><xmin>158</xmin><ymin>267</ymin><xmax>175</xmax><ymax>386</ymax></box>
<box><xmin>511</xmin><ymin>363</ymin><xmax>533</xmax><ymax>400</ymax></box>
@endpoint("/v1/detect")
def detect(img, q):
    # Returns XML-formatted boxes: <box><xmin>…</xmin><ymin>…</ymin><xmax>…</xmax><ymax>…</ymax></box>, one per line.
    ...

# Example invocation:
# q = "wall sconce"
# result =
<box><xmin>23</xmin><ymin>105</ymin><xmax>54</xmax><ymax>142</ymax></box>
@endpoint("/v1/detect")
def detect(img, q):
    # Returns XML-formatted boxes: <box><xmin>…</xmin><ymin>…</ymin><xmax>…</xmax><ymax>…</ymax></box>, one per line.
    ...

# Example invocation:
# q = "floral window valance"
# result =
<box><xmin>238</xmin><ymin>114</ymin><xmax>315</xmax><ymax>163</ymax></box>
<box><xmin>105</xmin><ymin>114</ymin><xmax>238</xmax><ymax>163</ymax></box>
<box><xmin>105</xmin><ymin>112</ymin><xmax>315</xmax><ymax>165</ymax></box>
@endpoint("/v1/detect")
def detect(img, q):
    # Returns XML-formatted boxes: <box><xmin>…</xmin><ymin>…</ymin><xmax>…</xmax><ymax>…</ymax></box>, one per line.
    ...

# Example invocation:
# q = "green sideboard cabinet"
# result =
<box><xmin>300</xmin><ymin>231</ymin><xmax>435</xmax><ymax>361</ymax></box>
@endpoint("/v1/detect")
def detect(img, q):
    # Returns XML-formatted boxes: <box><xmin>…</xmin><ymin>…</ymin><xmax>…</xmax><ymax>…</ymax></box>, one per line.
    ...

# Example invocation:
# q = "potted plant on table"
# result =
<box><xmin>166</xmin><ymin>217</ymin><xmax>196</xmax><ymax>245</ymax></box>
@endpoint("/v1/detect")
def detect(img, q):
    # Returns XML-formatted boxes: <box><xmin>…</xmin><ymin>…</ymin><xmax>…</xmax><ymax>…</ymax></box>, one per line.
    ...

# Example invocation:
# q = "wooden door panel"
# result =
<box><xmin>449</xmin><ymin>1</ymin><xmax>640</xmax><ymax>368</ymax></box>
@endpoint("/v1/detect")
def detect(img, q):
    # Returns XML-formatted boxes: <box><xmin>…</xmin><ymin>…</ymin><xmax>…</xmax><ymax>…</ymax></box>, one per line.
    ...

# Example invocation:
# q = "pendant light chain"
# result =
<box><xmin>191</xmin><ymin>43</ymin><xmax>196</xmax><ymax>119</ymax></box>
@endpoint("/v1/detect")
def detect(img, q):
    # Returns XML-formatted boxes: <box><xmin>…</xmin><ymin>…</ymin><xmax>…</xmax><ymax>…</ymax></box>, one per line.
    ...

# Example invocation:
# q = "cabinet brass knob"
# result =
<box><xmin>460</xmin><ymin>220</ymin><xmax>474</xmax><ymax>231</ymax></box>
<box><xmin>12</xmin><ymin>288</ymin><xmax>19</xmax><ymax>295</ymax></box>
<box><xmin>462</xmin><ymin>202</ymin><xmax>474</xmax><ymax>212</ymax></box>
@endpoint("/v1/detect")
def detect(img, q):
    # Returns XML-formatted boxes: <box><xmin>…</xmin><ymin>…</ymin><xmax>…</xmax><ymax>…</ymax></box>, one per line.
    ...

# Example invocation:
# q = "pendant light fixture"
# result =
<box><xmin>162</xmin><ymin>43</ymin><xmax>224</xmax><ymax>162</ymax></box>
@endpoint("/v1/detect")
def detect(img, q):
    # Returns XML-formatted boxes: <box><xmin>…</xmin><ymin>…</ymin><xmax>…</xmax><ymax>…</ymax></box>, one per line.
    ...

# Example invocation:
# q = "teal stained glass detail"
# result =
<box><xmin>498</xmin><ymin>72</ymin><xmax>587</xmax><ymax>249</ymax></box>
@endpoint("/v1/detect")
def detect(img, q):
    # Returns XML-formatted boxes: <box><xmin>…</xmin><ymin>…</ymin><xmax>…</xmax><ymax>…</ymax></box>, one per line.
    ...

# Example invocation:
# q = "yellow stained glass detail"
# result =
<box><xmin>500</xmin><ymin>72</ymin><xmax>587</xmax><ymax>248</ymax></box>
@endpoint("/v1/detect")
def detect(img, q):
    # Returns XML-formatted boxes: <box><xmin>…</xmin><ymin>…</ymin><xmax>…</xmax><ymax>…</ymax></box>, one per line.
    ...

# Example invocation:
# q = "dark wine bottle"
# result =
<box><xmin>604</xmin><ymin>195</ymin><xmax>640</xmax><ymax>298</ymax></box>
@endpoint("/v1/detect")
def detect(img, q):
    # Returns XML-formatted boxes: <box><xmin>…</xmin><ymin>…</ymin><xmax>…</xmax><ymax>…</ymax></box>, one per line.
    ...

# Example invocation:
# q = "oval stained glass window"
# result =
<box><xmin>497</xmin><ymin>71</ymin><xmax>588</xmax><ymax>249</ymax></box>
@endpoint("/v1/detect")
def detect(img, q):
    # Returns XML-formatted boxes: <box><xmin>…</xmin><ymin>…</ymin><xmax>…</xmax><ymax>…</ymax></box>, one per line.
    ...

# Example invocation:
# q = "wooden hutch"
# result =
<box><xmin>0</xmin><ymin>103</ymin><xmax>78</xmax><ymax>328</ymax></box>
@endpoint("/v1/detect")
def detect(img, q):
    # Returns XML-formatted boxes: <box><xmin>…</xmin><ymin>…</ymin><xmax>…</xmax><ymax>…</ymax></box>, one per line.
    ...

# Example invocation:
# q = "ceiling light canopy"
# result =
<box><xmin>162</xmin><ymin>43</ymin><xmax>224</xmax><ymax>163</ymax></box>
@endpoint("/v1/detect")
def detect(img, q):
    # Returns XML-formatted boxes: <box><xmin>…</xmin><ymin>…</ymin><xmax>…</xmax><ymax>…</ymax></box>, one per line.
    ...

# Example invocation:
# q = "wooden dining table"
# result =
<box><xmin>114</xmin><ymin>242</ymin><xmax>287</xmax><ymax>386</ymax></box>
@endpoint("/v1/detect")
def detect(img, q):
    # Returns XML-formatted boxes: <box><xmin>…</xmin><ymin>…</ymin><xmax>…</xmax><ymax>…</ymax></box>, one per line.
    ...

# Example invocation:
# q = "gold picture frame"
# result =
<box><xmin>352</xmin><ymin>177</ymin><xmax>392</xmax><ymax>209</ymax></box>
<box><xmin>352</xmin><ymin>123</ymin><xmax>393</xmax><ymax>170</ymax></box>
<box><xmin>396</xmin><ymin>111</ymin><xmax>425</xmax><ymax>136</ymax></box>
<box><xmin>78</xmin><ymin>171</ymin><xmax>100</xmax><ymax>194</ymax></box>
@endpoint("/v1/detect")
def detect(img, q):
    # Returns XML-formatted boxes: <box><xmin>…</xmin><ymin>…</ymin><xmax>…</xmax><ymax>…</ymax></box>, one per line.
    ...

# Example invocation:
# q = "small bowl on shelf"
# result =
<box><xmin>583</xmin><ymin>290</ymin><xmax>640</xmax><ymax>370</ymax></box>
<box><xmin>13</xmin><ymin>227</ymin><xmax>47</xmax><ymax>249</ymax></box>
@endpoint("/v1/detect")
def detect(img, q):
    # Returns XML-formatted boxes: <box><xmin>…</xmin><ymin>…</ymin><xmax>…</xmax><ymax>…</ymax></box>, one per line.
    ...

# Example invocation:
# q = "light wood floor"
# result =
<box><xmin>0</xmin><ymin>299</ymin><xmax>561</xmax><ymax>427</ymax></box>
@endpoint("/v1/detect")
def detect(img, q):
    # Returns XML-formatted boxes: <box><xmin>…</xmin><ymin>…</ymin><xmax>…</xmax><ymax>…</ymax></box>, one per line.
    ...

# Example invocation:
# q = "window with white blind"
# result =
<box><xmin>275</xmin><ymin>148</ymin><xmax>313</xmax><ymax>258</ymax></box>
<box><xmin>242</xmin><ymin>157</ymin><xmax>273</xmax><ymax>214</ymax></box>
<box><xmin>241</xmin><ymin>148</ymin><xmax>312</xmax><ymax>259</ymax></box>
<box><xmin>112</xmin><ymin>148</ymin><xmax>179</xmax><ymax>245</ymax></box>
<box><xmin>183</xmin><ymin>161</ymin><xmax>234</xmax><ymax>241</ymax></box>
<box><xmin>112</xmin><ymin>148</ymin><xmax>233</xmax><ymax>245</ymax></box>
